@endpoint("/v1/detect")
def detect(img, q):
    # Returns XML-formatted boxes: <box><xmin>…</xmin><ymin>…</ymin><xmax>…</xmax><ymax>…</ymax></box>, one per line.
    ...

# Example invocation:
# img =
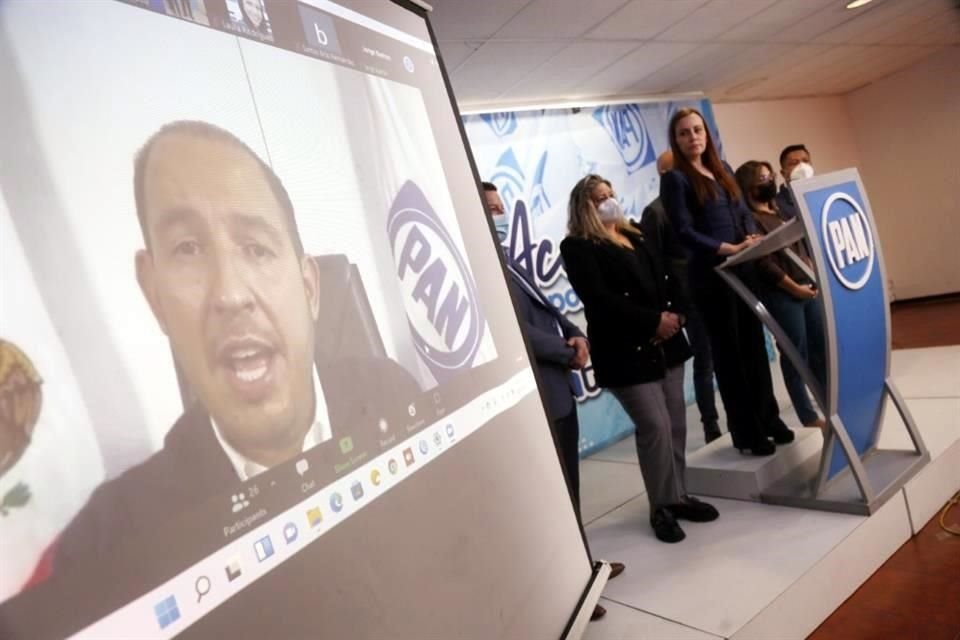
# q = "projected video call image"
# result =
<box><xmin>223</xmin><ymin>0</ymin><xmax>273</xmax><ymax>39</ymax></box>
<box><xmin>0</xmin><ymin>1</ymin><xmax>539</xmax><ymax>635</ymax></box>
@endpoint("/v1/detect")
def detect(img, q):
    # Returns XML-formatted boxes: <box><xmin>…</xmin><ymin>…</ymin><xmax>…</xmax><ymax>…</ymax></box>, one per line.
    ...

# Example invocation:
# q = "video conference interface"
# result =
<box><xmin>0</xmin><ymin>0</ymin><xmax>539</xmax><ymax>636</ymax></box>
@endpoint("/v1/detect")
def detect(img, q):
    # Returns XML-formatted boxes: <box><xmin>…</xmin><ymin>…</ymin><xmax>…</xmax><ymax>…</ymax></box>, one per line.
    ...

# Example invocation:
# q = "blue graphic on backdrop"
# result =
<box><xmin>480</xmin><ymin>111</ymin><xmax>518</xmax><ymax>137</ymax></box>
<box><xmin>570</xmin><ymin>364</ymin><xmax>601</xmax><ymax>402</ymax></box>
<box><xmin>505</xmin><ymin>200</ymin><xmax>564</xmax><ymax>290</ymax></box>
<box><xmin>593</xmin><ymin>104</ymin><xmax>656</xmax><ymax>174</ymax></box>
<box><xmin>489</xmin><ymin>148</ymin><xmax>525</xmax><ymax>218</ymax></box>
<box><xmin>387</xmin><ymin>180</ymin><xmax>485</xmax><ymax>383</ymax></box>
<box><xmin>575</xmin><ymin>392</ymin><xmax>631</xmax><ymax>456</ymax></box>
<box><xmin>529</xmin><ymin>152</ymin><xmax>552</xmax><ymax>218</ymax></box>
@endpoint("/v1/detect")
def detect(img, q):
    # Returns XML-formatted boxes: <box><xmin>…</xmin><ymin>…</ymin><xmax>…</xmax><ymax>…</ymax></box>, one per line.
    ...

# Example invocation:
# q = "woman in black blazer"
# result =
<box><xmin>660</xmin><ymin>107</ymin><xmax>792</xmax><ymax>456</ymax></box>
<box><xmin>560</xmin><ymin>174</ymin><xmax>718</xmax><ymax>544</ymax></box>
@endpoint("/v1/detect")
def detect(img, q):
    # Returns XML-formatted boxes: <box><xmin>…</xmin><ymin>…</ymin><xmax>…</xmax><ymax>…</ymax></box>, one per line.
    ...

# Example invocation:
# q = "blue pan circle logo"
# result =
<box><xmin>821</xmin><ymin>191</ymin><xmax>875</xmax><ymax>291</ymax></box>
<box><xmin>388</xmin><ymin>181</ymin><xmax>484</xmax><ymax>381</ymax></box>
<box><xmin>592</xmin><ymin>103</ymin><xmax>656</xmax><ymax>174</ymax></box>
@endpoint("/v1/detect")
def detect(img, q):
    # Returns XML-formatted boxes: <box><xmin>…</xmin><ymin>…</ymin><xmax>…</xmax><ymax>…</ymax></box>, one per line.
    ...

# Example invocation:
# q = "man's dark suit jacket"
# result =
<box><xmin>560</xmin><ymin>219</ymin><xmax>692</xmax><ymax>389</ymax></box>
<box><xmin>642</xmin><ymin>196</ymin><xmax>695</xmax><ymax>303</ymax></box>
<box><xmin>0</xmin><ymin>355</ymin><xmax>421</xmax><ymax>637</ymax></box>
<box><xmin>505</xmin><ymin>263</ymin><xmax>584</xmax><ymax>423</ymax></box>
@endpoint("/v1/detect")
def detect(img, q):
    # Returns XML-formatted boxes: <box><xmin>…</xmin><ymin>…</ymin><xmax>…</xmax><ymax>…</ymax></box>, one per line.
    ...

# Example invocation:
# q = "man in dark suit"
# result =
<box><xmin>44</xmin><ymin>121</ymin><xmax>420</xmax><ymax>586</ymax></box>
<box><xmin>482</xmin><ymin>182</ymin><xmax>623</xmax><ymax>621</ymax></box>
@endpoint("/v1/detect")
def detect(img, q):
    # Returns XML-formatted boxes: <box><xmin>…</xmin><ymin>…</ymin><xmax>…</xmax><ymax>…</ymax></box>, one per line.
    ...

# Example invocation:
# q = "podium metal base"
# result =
<box><xmin>762</xmin><ymin>448</ymin><xmax>930</xmax><ymax>515</ymax></box>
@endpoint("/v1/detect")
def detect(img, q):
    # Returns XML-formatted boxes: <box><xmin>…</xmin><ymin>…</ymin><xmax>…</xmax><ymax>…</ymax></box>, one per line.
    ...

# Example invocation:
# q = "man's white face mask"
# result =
<box><xmin>790</xmin><ymin>162</ymin><xmax>815</xmax><ymax>182</ymax></box>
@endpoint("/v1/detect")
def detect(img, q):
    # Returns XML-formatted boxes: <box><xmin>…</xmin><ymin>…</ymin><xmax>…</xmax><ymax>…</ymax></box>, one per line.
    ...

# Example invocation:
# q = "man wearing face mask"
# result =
<box><xmin>481</xmin><ymin>181</ymin><xmax>623</xmax><ymax>620</ymax></box>
<box><xmin>776</xmin><ymin>144</ymin><xmax>815</xmax><ymax>220</ymax></box>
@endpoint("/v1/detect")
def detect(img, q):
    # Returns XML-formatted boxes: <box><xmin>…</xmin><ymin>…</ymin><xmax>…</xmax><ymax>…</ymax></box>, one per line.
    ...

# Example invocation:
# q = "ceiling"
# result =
<box><xmin>427</xmin><ymin>0</ymin><xmax>960</xmax><ymax>110</ymax></box>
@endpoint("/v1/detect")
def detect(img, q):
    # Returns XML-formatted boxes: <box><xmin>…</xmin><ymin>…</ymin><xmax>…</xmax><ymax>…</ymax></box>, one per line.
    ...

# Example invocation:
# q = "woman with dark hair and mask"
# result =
<box><xmin>560</xmin><ymin>174</ymin><xmax>719</xmax><ymax>544</ymax></box>
<box><xmin>660</xmin><ymin>107</ymin><xmax>792</xmax><ymax>456</ymax></box>
<box><xmin>735</xmin><ymin>160</ymin><xmax>827</xmax><ymax>429</ymax></box>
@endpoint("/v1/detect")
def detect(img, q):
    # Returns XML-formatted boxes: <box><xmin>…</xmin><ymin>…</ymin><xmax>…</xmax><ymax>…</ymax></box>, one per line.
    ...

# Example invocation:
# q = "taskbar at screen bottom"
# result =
<box><xmin>72</xmin><ymin>367</ymin><xmax>537</xmax><ymax>639</ymax></box>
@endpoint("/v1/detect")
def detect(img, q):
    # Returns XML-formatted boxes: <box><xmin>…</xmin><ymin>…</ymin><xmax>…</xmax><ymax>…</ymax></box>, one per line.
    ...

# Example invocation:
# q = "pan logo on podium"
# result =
<box><xmin>800</xmin><ymin>177</ymin><xmax>889</xmax><ymax>479</ymax></box>
<box><xmin>387</xmin><ymin>180</ymin><xmax>485</xmax><ymax>382</ymax></box>
<box><xmin>793</xmin><ymin>170</ymin><xmax>927</xmax><ymax>509</ymax></box>
<box><xmin>821</xmin><ymin>193</ymin><xmax>875</xmax><ymax>291</ymax></box>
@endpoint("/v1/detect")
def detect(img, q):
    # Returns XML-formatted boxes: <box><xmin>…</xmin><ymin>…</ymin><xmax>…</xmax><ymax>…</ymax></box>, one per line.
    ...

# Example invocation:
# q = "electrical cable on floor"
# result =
<box><xmin>939</xmin><ymin>490</ymin><xmax>960</xmax><ymax>536</ymax></box>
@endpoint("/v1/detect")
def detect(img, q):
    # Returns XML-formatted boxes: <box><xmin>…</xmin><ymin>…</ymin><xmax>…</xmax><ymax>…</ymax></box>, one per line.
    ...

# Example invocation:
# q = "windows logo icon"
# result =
<box><xmin>154</xmin><ymin>595</ymin><xmax>180</xmax><ymax>629</ymax></box>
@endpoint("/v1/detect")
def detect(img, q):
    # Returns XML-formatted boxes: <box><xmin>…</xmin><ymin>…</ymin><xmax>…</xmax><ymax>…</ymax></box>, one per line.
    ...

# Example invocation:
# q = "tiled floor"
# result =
<box><xmin>580</xmin><ymin>296</ymin><xmax>960</xmax><ymax>639</ymax></box>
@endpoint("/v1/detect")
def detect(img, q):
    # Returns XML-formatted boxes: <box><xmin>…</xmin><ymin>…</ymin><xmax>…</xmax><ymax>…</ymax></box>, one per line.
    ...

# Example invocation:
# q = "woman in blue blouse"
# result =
<box><xmin>660</xmin><ymin>107</ymin><xmax>792</xmax><ymax>456</ymax></box>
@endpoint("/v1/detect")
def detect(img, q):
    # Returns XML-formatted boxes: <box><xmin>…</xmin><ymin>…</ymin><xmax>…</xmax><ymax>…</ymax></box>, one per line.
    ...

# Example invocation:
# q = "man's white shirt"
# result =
<box><xmin>211</xmin><ymin>366</ymin><xmax>332</xmax><ymax>482</ymax></box>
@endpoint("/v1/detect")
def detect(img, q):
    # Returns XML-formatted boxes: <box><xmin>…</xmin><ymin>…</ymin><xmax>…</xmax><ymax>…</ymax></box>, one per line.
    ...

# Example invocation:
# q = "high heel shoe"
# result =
<box><xmin>768</xmin><ymin>426</ymin><xmax>795</xmax><ymax>444</ymax></box>
<box><xmin>736</xmin><ymin>439</ymin><xmax>776</xmax><ymax>456</ymax></box>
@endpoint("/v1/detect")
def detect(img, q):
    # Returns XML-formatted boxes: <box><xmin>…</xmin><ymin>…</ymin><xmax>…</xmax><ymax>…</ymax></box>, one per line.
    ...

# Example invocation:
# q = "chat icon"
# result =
<box><xmin>296</xmin><ymin>459</ymin><xmax>309</xmax><ymax>476</ymax></box>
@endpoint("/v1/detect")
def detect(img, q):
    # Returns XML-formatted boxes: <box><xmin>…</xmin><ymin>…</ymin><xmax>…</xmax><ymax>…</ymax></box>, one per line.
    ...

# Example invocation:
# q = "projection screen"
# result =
<box><xmin>0</xmin><ymin>1</ymin><xmax>594</xmax><ymax>637</ymax></box>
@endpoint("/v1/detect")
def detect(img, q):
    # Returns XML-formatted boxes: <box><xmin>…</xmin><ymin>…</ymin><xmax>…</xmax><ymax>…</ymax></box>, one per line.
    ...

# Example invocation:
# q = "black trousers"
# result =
<box><xmin>551</xmin><ymin>409</ymin><xmax>582</xmax><ymax>521</ymax></box>
<box><xmin>693</xmin><ymin>268</ymin><xmax>782</xmax><ymax>448</ymax></box>
<box><xmin>684</xmin><ymin>303</ymin><xmax>719</xmax><ymax>429</ymax></box>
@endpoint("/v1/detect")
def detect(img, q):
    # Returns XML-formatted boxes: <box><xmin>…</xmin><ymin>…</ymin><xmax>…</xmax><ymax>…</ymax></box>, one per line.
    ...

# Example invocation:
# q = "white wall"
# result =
<box><xmin>846</xmin><ymin>47</ymin><xmax>960</xmax><ymax>300</ymax></box>
<box><xmin>712</xmin><ymin>96</ymin><xmax>862</xmax><ymax>183</ymax></box>
<box><xmin>712</xmin><ymin>46</ymin><xmax>960</xmax><ymax>300</ymax></box>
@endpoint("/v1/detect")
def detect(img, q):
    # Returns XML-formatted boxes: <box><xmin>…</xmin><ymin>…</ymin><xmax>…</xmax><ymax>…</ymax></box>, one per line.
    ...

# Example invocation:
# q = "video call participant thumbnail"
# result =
<box><xmin>43</xmin><ymin>121</ymin><xmax>419</xmax><ymax>585</ymax></box>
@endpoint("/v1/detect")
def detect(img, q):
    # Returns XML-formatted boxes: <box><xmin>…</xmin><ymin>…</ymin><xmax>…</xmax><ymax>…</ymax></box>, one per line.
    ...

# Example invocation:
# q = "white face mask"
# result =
<box><xmin>596</xmin><ymin>198</ymin><xmax>623</xmax><ymax>223</ymax></box>
<box><xmin>790</xmin><ymin>162</ymin><xmax>815</xmax><ymax>182</ymax></box>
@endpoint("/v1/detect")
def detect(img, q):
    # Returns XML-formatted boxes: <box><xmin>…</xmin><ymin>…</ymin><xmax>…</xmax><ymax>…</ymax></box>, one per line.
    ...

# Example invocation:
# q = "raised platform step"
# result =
<box><xmin>685</xmin><ymin>427</ymin><xmax>822</xmax><ymax>502</ymax></box>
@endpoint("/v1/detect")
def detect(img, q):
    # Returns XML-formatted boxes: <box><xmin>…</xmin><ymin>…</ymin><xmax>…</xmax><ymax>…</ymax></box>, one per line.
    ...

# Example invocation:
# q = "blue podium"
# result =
<box><xmin>715</xmin><ymin>168</ymin><xmax>929</xmax><ymax>515</ymax></box>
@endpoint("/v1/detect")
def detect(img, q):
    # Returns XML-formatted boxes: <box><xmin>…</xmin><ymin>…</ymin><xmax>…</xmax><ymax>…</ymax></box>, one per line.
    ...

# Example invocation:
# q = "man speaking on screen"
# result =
<box><xmin>135</xmin><ymin>121</ymin><xmax>328</xmax><ymax>477</ymax></box>
<box><xmin>42</xmin><ymin>121</ymin><xmax>420</xmax><ymax>585</ymax></box>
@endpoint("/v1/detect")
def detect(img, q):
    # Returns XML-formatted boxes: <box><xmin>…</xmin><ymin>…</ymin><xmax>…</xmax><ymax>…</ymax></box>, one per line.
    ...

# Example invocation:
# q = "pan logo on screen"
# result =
<box><xmin>388</xmin><ymin>181</ymin><xmax>484</xmax><ymax>383</ymax></box>
<box><xmin>821</xmin><ymin>191</ymin><xmax>875</xmax><ymax>290</ymax></box>
<box><xmin>593</xmin><ymin>104</ymin><xmax>655</xmax><ymax>174</ymax></box>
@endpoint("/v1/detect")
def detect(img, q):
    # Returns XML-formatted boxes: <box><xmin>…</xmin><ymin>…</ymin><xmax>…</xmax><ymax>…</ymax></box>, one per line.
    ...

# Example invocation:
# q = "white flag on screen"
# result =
<box><xmin>0</xmin><ymin>195</ymin><xmax>104</xmax><ymax>599</ymax></box>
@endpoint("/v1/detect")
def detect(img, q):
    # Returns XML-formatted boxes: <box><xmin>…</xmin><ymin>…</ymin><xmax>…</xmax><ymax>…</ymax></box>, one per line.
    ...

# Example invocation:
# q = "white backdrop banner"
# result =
<box><xmin>463</xmin><ymin>98</ymin><xmax>724</xmax><ymax>456</ymax></box>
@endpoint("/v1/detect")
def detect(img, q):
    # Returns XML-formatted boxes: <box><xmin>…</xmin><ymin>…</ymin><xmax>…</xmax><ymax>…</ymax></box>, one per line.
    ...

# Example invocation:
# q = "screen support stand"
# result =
<box><xmin>562</xmin><ymin>561</ymin><xmax>611</xmax><ymax>640</ymax></box>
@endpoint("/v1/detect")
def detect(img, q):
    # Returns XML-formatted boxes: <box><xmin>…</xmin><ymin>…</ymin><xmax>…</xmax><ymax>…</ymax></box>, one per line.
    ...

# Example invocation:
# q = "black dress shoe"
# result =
<box><xmin>609</xmin><ymin>562</ymin><xmax>625</xmax><ymax>579</ymax></box>
<box><xmin>768</xmin><ymin>425</ymin><xmax>795</xmax><ymax>444</ymax></box>
<box><xmin>590</xmin><ymin>604</ymin><xmax>607</xmax><ymax>621</ymax></box>
<box><xmin>650</xmin><ymin>507</ymin><xmax>685</xmax><ymax>543</ymax></box>
<box><xmin>668</xmin><ymin>496</ymin><xmax>719</xmax><ymax>522</ymax></box>
<box><xmin>736</xmin><ymin>438</ymin><xmax>776</xmax><ymax>456</ymax></box>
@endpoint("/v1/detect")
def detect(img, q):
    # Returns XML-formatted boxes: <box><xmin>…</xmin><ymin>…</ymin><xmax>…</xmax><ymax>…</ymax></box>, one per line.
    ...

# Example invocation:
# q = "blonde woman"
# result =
<box><xmin>560</xmin><ymin>175</ymin><xmax>719</xmax><ymax>543</ymax></box>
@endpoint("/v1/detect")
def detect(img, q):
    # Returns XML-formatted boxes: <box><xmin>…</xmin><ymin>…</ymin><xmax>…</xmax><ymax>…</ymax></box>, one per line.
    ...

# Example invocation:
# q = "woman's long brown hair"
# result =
<box><xmin>668</xmin><ymin>107</ymin><xmax>741</xmax><ymax>206</ymax></box>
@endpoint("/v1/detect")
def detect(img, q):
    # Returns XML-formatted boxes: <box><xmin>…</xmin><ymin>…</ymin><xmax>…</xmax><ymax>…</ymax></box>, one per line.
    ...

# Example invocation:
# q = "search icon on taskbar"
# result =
<box><xmin>195</xmin><ymin>575</ymin><xmax>211</xmax><ymax>603</ymax></box>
